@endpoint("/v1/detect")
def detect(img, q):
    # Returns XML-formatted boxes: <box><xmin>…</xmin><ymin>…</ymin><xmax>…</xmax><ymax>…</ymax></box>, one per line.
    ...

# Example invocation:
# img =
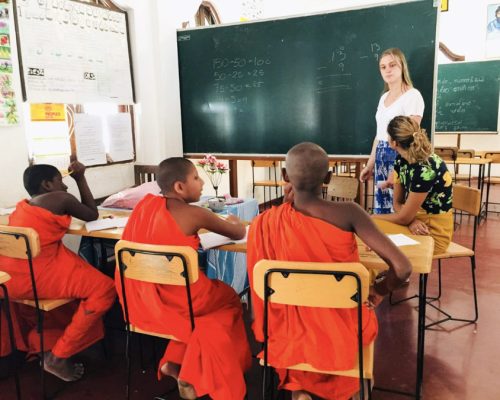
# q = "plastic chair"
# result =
<box><xmin>0</xmin><ymin>271</ymin><xmax>21</xmax><ymax>400</ymax></box>
<box><xmin>426</xmin><ymin>184</ymin><xmax>481</xmax><ymax>328</ymax></box>
<box><xmin>0</xmin><ymin>225</ymin><xmax>73</xmax><ymax>399</ymax></box>
<box><xmin>253</xmin><ymin>259</ymin><xmax>373</xmax><ymax>400</ymax></box>
<box><xmin>115</xmin><ymin>240</ymin><xmax>199</xmax><ymax>399</ymax></box>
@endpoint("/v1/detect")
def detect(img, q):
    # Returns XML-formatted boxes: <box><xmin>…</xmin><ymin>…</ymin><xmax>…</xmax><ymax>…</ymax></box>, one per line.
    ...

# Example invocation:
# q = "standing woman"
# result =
<box><xmin>360</xmin><ymin>48</ymin><xmax>425</xmax><ymax>214</ymax></box>
<box><xmin>374</xmin><ymin>116</ymin><xmax>454</xmax><ymax>255</ymax></box>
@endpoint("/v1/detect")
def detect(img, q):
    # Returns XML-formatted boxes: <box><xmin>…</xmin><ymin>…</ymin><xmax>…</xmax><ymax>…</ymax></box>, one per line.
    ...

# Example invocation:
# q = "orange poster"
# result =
<box><xmin>30</xmin><ymin>103</ymin><xmax>66</xmax><ymax>121</ymax></box>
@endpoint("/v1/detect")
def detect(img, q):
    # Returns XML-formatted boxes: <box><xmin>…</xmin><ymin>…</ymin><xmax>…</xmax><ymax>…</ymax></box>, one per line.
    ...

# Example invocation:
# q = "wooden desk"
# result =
<box><xmin>358</xmin><ymin>220</ymin><xmax>433</xmax><ymax>275</ymax></box>
<box><xmin>369</xmin><ymin>219</ymin><xmax>434</xmax><ymax>400</ymax></box>
<box><xmin>67</xmin><ymin>209</ymin><xmax>247</xmax><ymax>254</ymax></box>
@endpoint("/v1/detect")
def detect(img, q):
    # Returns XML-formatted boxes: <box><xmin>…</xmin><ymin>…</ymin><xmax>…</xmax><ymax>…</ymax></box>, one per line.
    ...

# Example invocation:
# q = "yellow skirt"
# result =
<box><xmin>415</xmin><ymin>210</ymin><xmax>454</xmax><ymax>255</ymax></box>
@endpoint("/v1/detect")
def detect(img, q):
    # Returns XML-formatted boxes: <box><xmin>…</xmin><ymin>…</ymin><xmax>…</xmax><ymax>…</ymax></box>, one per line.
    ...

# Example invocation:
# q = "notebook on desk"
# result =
<box><xmin>85</xmin><ymin>217</ymin><xmax>129</xmax><ymax>232</ymax></box>
<box><xmin>199</xmin><ymin>226</ymin><xmax>249</xmax><ymax>250</ymax></box>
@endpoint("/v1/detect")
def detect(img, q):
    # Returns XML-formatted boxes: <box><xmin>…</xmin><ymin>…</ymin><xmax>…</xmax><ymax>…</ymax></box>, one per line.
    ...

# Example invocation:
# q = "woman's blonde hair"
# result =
<box><xmin>380</xmin><ymin>48</ymin><xmax>414</xmax><ymax>93</ymax></box>
<box><xmin>387</xmin><ymin>116</ymin><xmax>431</xmax><ymax>164</ymax></box>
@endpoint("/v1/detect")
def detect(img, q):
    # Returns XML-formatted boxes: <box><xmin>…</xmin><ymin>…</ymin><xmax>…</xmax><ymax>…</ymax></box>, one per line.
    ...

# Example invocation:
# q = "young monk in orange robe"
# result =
<box><xmin>115</xmin><ymin>157</ymin><xmax>251</xmax><ymax>400</ymax></box>
<box><xmin>0</xmin><ymin>161</ymin><xmax>115</xmax><ymax>381</ymax></box>
<box><xmin>247</xmin><ymin>142</ymin><xmax>412</xmax><ymax>400</ymax></box>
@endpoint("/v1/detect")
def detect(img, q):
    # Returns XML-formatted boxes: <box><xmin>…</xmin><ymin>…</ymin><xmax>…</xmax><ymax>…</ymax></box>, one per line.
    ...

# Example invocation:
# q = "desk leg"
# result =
<box><xmin>485</xmin><ymin>163</ymin><xmax>492</xmax><ymax>220</ymax></box>
<box><xmin>416</xmin><ymin>273</ymin><xmax>428</xmax><ymax>400</ymax></box>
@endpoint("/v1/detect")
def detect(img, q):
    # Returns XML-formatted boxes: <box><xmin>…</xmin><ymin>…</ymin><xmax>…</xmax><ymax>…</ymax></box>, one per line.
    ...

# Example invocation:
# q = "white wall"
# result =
<box><xmin>434</xmin><ymin>0</ymin><xmax>500</xmax><ymax>176</ymax></box>
<box><xmin>1</xmin><ymin>0</ymin><xmax>498</xmax><ymax>207</ymax></box>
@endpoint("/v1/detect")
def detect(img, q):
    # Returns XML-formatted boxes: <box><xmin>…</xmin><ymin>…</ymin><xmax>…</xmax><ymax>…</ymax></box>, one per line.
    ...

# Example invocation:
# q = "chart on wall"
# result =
<box><xmin>13</xmin><ymin>0</ymin><xmax>134</xmax><ymax>104</ymax></box>
<box><xmin>0</xmin><ymin>0</ymin><xmax>18</xmax><ymax>125</ymax></box>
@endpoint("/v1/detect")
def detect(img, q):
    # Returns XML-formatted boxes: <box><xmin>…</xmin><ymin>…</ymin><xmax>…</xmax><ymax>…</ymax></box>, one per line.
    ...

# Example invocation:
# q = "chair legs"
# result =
<box><xmin>35</xmin><ymin>309</ymin><xmax>47</xmax><ymax>399</ymax></box>
<box><xmin>0</xmin><ymin>284</ymin><xmax>21</xmax><ymax>400</ymax></box>
<box><xmin>125</xmin><ymin>325</ymin><xmax>132</xmax><ymax>400</ymax></box>
<box><xmin>426</xmin><ymin>256</ymin><xmax>479</xmax><ymax>329</ymax></box>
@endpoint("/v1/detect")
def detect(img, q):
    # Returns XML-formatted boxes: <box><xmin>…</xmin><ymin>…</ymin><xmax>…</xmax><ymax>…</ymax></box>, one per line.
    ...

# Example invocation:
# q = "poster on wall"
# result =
<box><xmin>486</xmin><ymin>3</ymin><xmax>500</xmax><ymax>58</ymax></box>
<box><xmin>0</xmin><ymin>0</ymin><xmax>18</xmax><ymax>125</ymax></box>
<box><xmin>13</xmin><ymin>0</ymin><xmax>135</xmax><ymax>104</ymax></box>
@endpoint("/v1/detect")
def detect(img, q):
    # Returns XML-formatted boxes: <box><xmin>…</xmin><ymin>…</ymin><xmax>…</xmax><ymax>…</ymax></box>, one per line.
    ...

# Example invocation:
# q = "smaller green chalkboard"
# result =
<box><xmin>436</xmin><ymin>60</ymin><xmax>500</xmax><ymax>133</ymax></box>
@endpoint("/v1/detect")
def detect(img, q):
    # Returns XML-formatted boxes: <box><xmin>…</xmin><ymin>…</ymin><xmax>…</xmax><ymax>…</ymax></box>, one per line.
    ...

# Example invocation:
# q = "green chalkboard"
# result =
<box><xmin>436</xmin><ymin>60</ymin><xmax>500</xmax><ymax>133</ymax></box>
<box><xmin>177</xmin><ymin>0</ymin><xmax>438</xmax><ymax>155</ymax></box>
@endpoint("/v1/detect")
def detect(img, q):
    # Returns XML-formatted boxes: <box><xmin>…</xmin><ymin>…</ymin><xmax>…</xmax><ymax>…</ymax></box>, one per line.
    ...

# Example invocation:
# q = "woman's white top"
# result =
<box><xmin>375</xmin><ymin>87</ymin><xmax>425</xmax><ymax>141</ymax></box>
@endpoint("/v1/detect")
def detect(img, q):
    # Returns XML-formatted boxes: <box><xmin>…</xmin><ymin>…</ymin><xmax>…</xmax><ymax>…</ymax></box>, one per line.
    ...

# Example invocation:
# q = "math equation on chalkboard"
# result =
<box><xmin>211</xmin><ymin>56</ymin><xmax>271</xmax><ymax>112</ymax></box>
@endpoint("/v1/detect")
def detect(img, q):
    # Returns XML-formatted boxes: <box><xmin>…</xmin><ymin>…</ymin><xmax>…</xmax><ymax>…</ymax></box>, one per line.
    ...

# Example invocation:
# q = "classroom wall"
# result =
<box><xmin>434</xmin><ymin>0</ymin><xmax>500</xmax><ymax>177</ymax></box>
<box><xmin>1</xmin><ymin>1</ymin><xmax>498</xmax><ymax>208</ymax></box>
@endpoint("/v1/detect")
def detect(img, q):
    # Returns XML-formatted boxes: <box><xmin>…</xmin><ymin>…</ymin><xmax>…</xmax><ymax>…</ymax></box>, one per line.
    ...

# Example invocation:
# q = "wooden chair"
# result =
<box><xmin>455</xmin><ymin>149</ymin><xmax>475</xmax><ymax>185</ymax></box>
<box><xmin>134</xmin><ymin>164</ymin><xmax>158</xmax><ymax>186</ymax></box>
<box><xmin>484</xmin><ymin>152</ymin><xmax>500</xmax><ymax>216</ymax></box>
<box><xmin>0</xmin><ymin>225</ymin><xmax>73</xmax><ymax>399</ymax></box>
<box><xmin>426</xmin><ymin>184</ymin><xmax>481</xmax><ymax>328</ymax></box>
<box><xmin>434</xmin><ymin>146</ymin><xmax>458</xmax><ymax>162</ymax></box>
<box><xmin>0</xmin><ymin>271</ymin><xmax>21</xmax><ymax>400</ymax></box>
<box><xmin>253</xmin><ymin>260</ymin><xmax>373</xmax><ymax>400</ymax></box>
<box><xmin>115</xmin><ymin>240</ymin><xmax>199</xmax><ymax>399</ymax></box>
<box><xmin>434</xmin><ymin>146</ymin><xmax>457</xmax><ymax>178</ymax></box>
<box><xmin>327</xmin><ymin>176</ymin><xmax>359</xmax><ymax>202</ymax></box>
<box><xmin>251</xmin><ymin>160</ymin><xmax>284</xmax><ymax>207</ymax></box>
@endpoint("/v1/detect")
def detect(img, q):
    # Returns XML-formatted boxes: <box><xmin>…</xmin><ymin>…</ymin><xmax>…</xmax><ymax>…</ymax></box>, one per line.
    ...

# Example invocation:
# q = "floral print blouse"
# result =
<box><xmin>393</xmin><ymin>153</ymin><xmax>453</xmax><ymax>214</ymax></box>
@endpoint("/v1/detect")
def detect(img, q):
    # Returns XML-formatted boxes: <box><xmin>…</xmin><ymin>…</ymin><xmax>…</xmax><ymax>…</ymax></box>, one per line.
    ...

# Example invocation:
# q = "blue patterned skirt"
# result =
<box><xmin>374</xmin><ymin>140</ymin><xmax>397</xmax><ymax>214</ymax></box>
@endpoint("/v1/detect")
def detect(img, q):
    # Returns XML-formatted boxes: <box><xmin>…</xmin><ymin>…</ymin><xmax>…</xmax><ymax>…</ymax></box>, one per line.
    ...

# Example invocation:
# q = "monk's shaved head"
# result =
<box><xmin>286</xmin><ymin>142</ymin><xmax>329</xmax><ymax>191</ymax></box>
<box><xmin>157</xmin><ymin>157</ymin><xmax>194</xmax><ymax>192</ymax></box>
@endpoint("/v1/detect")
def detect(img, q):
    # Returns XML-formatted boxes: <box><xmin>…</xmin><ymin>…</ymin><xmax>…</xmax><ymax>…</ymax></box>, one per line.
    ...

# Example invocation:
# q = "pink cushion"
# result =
<box><xmin>101</xmin><ymin>181</ymin><xmax>161</xmax><ymax>209</ymax></box>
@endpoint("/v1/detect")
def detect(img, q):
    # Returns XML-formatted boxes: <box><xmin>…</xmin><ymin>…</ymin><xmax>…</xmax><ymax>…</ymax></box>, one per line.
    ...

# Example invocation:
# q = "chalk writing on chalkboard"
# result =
<box><xmin>436</xmin><ymin>61</ymin><xmax>500</xmax><ymax>133</ymax></box>
<box><xmin>177</xmin><ymin>0</ymin><xmax>437</xmax><ymax>155</ymax></box>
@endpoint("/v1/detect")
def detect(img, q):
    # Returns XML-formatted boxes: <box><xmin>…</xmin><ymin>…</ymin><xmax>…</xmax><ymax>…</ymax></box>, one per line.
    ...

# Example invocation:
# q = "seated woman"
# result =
<box><xmin>374</xmin><ymin>115</ymin><xmax>453</xmax><ymax>255</ymax></box>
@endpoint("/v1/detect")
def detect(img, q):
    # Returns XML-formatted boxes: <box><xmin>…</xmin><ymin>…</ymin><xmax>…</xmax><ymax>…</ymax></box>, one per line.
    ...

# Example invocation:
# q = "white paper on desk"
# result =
<box><xmin>0</xmin><ymin>207</ymin><xmax>15</xmax><ymax>216</ymax></box>
<box><xmin>388</xmin><ymin>234</ymin><xmax>419</xmax><ymax>247</ymax></box>
<box><xmin>199</xmin><ymin>226</ymin><xmax>249</xmax><ymax>250</ymax></box>
<box><xmin>85</xmin><ymin>217</ymin><xmax>129</xmax><ymax>232</ymax></box>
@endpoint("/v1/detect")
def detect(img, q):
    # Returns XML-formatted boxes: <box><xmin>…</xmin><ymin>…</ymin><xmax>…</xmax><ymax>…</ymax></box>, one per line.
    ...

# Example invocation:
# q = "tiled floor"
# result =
<box><xmin>1</xmin><ymin>203</ymin><xmax>500</xmax><ymax>399</ymax></box>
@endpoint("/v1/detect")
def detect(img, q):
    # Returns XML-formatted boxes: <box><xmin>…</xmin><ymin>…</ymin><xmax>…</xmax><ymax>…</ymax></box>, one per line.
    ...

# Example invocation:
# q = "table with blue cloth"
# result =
<box><xmin>78</xmin><ymin>198</ymin><xmax>258</xmax><ymax>295</ymax></box>
<box><xmin>204</xmin><ymin>198</ymin><xmax>258</xmax><ymax>294</ymax></box>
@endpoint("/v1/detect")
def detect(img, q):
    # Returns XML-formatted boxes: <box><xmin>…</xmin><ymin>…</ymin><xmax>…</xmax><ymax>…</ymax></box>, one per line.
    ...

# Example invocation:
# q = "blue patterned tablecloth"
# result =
<box><xmin>204</xmin><ymin>198</ymin><xmax>258</xmax><ymax>293</ymax></box>
<box><xmin>79</xmin><ymin>198</ymin><xmax>258</xmax><ymax>293</ymax></box>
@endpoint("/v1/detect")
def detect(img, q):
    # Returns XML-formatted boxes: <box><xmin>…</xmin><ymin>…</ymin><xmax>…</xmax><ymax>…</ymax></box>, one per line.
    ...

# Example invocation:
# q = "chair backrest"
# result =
<box><xmin>115</xmin><ymin>240</ymin><xmax>199</xmax><ymax>285</ymax></box>
<box><xmin>134</xmin><ymin>164</ymin><xmax>158</xmax><ymax>186</ymax></box>
<box><xmin>484</xmin><ymin>151</ymin><xmax>500</xmax><ymax>164</ymax></box>
<box><xmin>253</xmin><ymin>260</ymin><xmax>369</xmax><ymax>308</ymax></box>
<box><xmin>457</xmin><ymin>149</ymin><xmax>475</xmax><ymax>159</ymax></box>
<box><xmin>434</xmin><ymin>146</ymin><xmax>458</xmax><ymax>162</ymax></box>
<box><xmin>0</xmin><ymin>225</ymin><xmax>41</xmax><ymax>260</ymax></box>
<box><xmin>252</xmin><ymin>160</ymin><xmax>277</xmax><ymax>168</ymax></box>
<box><xmin>327</xmin><ymin>176</ymin><xmax>359</xmax><ymax>202</ymax></box>
<box><xmin>452</xmin><ymin>184</ymin><xmax>481</xmax><ymax>216</ymax></box>
<box><xmin>115</xmin><ymin>240</ymin><xmax>200</xmax><ymax>332</ymax></box>
<box><xmin>0</xmin><ymin>270</ymin><xmax>11</xmax><ymax>285</ymax></box>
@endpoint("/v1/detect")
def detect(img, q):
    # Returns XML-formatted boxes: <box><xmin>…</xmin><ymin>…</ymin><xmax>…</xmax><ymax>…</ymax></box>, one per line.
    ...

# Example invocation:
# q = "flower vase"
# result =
<box><xmin>213</xmin><ymin>185</ymin><xmax>218</xmax><ymax>197</ymax></box>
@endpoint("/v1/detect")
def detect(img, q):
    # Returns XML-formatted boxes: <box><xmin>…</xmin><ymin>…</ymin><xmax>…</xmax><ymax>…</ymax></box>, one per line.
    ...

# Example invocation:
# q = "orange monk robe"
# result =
<box><xmin>115</xmin><ymin>194</ymin><xmax>251</xmax><ymax>400</ymax></box>
<box><xmin>247</xmin><ymin>203</ymin><xmax>378</xmax><ymax>400</ymax></box>
<box><xmin>0</xmin><ymin>200</ymin><xmax>115</xmax><ymax>359</ymax></box>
